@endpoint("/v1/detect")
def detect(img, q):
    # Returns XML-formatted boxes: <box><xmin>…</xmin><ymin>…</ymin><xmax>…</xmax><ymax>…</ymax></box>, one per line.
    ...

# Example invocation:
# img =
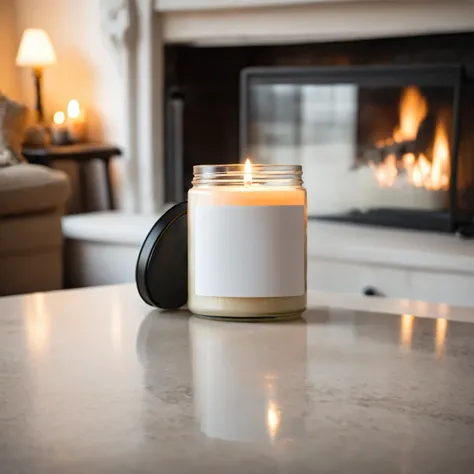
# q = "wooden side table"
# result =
<box><xmin>22</xmin><ymin>143</ymin><xmax>122</xmax><ymax>211</ymax></box>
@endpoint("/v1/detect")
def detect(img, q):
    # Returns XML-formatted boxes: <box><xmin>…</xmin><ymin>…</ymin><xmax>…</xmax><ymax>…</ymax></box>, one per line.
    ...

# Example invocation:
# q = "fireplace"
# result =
<box><xmin>164</xmin><ymin>33</ymin><xmax>474</xmax><ymax>234</ymax></box>
<box><xmin>240</xmin><ymin>64</ymin><xmax>474</xmax><ymax>233</ymax></box>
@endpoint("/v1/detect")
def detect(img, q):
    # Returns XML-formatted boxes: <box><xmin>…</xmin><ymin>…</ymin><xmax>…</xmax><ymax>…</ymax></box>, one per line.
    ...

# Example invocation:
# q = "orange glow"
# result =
<box><xmin>267</xmin><ymin>400</ymin><xmax>281</xmax><ymax>441</ymax></box>
<box><xmin>16</xmin><ymin>29</ymin><xmax>57</xmax><ymax>67</ymax></box>
<box><xmin>431</xmin><ymin>119</ymin><xmax>450</xmax><ymax>190</ymax></box>
<box><xmin>419</xmin><ymin>154</ymin><xmax>431</xmax><ymax>179</ymax></box>
<box><xmin>435</xmin><ymin>318</ymin><xmax>448</xmax><ymax>359</ymax></box>
<box><xmin>370</xmin><ymin>153</ymin><xmax>398</xmax><ymax>188</ymax></box>
<box><xmin>67</xmin><ymin>99</ymin><xmax>81</xmax><ymax>119</ymax></box>
<box><xmin>24</xmin><ymin>293</ymin><xmax>50</xmax><ymax>355</ymax></box>
<box><xmin>403</xmin><ymin>152</ymin><xmax>415</xmax><ymax>167</ymax></box>
<box><xmin>411</xmin><ymin>163</ymin><xmax>423</xmax><ymax>187</ymax></box>
<box><xmin>244</xmin><ymin>158</ymin><xmax>252</xmax><ymax>186</ymax></box>
<box><xmin>400</xmin><ymin>314</ymin><xmax>414</xmax><ymax>349</ymax></box>
<box><xmin>53</xmin><ymin>111</ymin><xmax>65</xmax><ymax>125</ymax></box>
<box><xmin>371</xmin><ymin>87</ymin><xmax>450</xmax><ymax>192</ymax></box>
<box><xmin>396</xmin><ymin>86</ymin><xmax>428</xmax><ymax>141</ymax></box>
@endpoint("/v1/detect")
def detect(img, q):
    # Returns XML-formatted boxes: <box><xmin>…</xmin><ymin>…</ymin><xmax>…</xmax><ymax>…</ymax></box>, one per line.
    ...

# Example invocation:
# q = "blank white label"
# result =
<box><xmin>194</xmin><ymin>205</ymin><xmax>305</xmax><ymax>298</ymax></box>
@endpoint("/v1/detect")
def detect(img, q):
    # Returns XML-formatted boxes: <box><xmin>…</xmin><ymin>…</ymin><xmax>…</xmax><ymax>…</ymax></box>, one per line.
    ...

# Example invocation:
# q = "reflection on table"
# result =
<box><xmin>190</xmin><ymin>316</ymin><xmax>307</xmax><ymax>443</ymax></box>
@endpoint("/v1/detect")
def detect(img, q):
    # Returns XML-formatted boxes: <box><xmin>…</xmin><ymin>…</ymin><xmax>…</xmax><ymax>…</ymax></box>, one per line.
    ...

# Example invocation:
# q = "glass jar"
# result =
<box><xmin>188</xmin><ymin>163</ymin><xmax>307</xmax><ymax>320</ymax></box>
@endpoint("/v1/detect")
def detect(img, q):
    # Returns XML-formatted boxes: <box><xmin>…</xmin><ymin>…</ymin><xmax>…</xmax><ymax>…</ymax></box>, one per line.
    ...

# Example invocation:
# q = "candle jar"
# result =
<box><xmin>188</xmin><ymin>164</ymin><xmax>306</xmax><ymax>320</ymax></box>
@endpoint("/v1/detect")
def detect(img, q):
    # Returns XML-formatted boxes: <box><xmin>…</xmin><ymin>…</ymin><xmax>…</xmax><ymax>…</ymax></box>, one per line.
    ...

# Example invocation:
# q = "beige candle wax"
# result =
<box><xmin>188</xmin><ymin>162</ymin><xmax>307</xmax><ymax>320</ymax></box>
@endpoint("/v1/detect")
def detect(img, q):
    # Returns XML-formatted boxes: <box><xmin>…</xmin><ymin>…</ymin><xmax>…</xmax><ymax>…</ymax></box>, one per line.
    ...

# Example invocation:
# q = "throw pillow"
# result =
<box><xmin>0</xmin><ymin>148</ymin><xmax>17</xmax><ymax>167</ymax></box>
<box><xmin>0</xmin><ymin>93</ymin><xmax>29</xmax><ymax>167</ymax></box>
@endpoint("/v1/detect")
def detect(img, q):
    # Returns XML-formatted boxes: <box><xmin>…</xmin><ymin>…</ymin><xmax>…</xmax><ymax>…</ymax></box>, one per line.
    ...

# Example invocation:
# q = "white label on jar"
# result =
<box><xmin>194</xmin><ymin>205</ymin><xmax>305</xmax><ymax>298</ymax></box>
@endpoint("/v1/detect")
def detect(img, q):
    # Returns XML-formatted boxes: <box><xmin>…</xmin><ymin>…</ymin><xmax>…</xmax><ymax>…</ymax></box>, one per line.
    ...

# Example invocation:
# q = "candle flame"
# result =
<box><xmin>67</xmin><ymin>99</ymin><xmax>80</xmax><ymax>119</ymax></box>
<box><xmin>267</xmin><ymin>400</ymin><xmax>281</xmax><ymax>442</ymax></box>
<box><xmin>53</xmin><ymin>111</ymin><xmax>65</xmax><ymax>125</ymax></box>
<box><xmin>244</xmin><ymin>158</ymin><xmax>252</xmax><ymax>186</ymax></box>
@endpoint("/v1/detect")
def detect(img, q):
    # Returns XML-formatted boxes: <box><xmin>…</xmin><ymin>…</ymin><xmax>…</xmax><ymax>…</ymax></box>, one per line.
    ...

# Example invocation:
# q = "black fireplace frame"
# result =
<box><xmin>240</xmin><ymin>64</ymin><xmax>472</xmax><ymax>234</ymax></box>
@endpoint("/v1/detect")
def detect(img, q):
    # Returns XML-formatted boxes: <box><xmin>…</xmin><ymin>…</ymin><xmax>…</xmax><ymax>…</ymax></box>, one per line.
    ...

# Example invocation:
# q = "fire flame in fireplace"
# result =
<box><xmin>370</xmin><ymin>86</ymin><xmax>450</xmax><ymax>191</ymax></box>
<box><xmin>394</xmin><ymin>86</ymin><xmax>428</xmax><ymax>142</ymax></box>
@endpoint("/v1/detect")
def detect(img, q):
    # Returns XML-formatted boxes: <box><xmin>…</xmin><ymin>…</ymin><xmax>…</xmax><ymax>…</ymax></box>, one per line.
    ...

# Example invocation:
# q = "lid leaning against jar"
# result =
<box><xmin>135</xmin><ymin>201</ymin><xmax>188</xmax><ymax>309</ymax></box>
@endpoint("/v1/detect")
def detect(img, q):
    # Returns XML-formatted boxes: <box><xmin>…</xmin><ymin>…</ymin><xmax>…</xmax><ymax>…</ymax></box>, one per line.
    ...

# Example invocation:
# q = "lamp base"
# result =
<box><xmin>32</xmin><ymin>67</ymin><xmax>44</xmax><ymax>123</ymax></box>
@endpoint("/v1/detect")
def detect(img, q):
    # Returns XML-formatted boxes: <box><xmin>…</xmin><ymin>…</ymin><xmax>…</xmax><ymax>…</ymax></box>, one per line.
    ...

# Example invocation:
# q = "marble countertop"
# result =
<box><xmin>1</xmin><ymin>284</ymin><xmax>474</xmax><ymax>473</ymax></box>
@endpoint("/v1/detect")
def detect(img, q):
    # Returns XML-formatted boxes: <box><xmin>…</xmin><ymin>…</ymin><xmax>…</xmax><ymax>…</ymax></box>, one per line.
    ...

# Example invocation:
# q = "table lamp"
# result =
<box><xmin>16</xmin><ymin>29</ymin><xmax>56</xmax><ymax>123</ymax></box>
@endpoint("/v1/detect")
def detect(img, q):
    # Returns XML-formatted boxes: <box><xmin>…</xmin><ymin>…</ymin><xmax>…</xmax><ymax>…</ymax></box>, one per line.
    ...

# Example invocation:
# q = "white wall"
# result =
<box><xmin>14</xmin><ymin>0</ymin><xmax>129</xmax><ymax>209</ymax></box>
<box><xmin>0</xmin><ymin>0</ymin><xmax>21</xmax><ymax>99</ymax></box>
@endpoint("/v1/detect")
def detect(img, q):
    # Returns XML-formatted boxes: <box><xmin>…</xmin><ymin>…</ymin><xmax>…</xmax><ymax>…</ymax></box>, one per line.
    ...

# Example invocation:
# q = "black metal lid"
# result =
<box><xmin>135</xmin><ymin>201</ymin><xmax>188</xmax><ymax>309</ymax></box>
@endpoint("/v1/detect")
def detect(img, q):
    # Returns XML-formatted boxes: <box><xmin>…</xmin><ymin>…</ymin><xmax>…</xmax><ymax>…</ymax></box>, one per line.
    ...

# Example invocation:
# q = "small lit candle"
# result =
<box><xmin>50</xmin><ymin>111</ymin><xmax>69</xmax><ymax>145</ymax></box>
<box><xmin>66</xmin><ymin>99</ymin><xmax>86</xmax><ymax>143</ymax></box>
<box><xmin>188</xmin><ymin>159</ymin><xmax>307</xmax><ymax>319</ymax></box>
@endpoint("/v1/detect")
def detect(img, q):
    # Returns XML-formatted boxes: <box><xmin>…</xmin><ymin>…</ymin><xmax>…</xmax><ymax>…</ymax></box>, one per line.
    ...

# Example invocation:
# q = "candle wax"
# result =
<box><xmin>188</xmin><ymin>185</ymin><xmax>307</xmax><ymax>318</ymax></box>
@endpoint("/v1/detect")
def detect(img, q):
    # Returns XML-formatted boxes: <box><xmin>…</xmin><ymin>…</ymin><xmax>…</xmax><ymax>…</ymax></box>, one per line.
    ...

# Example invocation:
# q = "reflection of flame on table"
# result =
<box><xmin>370</xmin><ymin>86</ymin><xmax>450</xmax><ymax>191</ymax></box>
<box><xmin>266</xmin><ymin>400</ymin><xmax>281</xmax><ymax>442</ymax></box>
<box><xmin>190</xmin><ymin>317</ymin><xmax>307</xmax><ymax>443</ymax></box>
<box><xmin>400</xmin><ymin>313</ymin><xmax>414</xmax><ymax>350</ymax></box>
<box><xmin>435</xmin><ymin>318</ymin><xmax>448</xmax><ymax>359</ymax></box>
<box><xmin>24</xmin><ymin>293</ymin><xmax>50</xmax><ymax>356</ymax></box>
<box><xmin>400</xmin><ymin>313</ymin><xmax>449</xmax><ymax>358</ymax></box>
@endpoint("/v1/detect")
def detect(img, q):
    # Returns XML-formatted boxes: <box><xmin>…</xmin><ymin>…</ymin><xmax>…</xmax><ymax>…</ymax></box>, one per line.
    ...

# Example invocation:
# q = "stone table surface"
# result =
<box><xmin>1</xmin><ymin>284</ymin><xmax>474</xmax><ymax>473</ymax></box>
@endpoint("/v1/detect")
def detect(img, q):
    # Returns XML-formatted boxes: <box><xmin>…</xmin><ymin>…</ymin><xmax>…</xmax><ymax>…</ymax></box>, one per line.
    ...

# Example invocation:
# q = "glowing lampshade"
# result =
<box><xmin>16</xmin><ymin>29</ymin><xmax>57</xmax><ymax>67</ymax></box>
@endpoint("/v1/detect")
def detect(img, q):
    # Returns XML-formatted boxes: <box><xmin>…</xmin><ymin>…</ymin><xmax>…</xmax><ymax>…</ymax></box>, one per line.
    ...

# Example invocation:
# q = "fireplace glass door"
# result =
<box><xmin>240</xmin><ymin>65</ymin><xmax>468</xmax><ymax>232</ymax></box>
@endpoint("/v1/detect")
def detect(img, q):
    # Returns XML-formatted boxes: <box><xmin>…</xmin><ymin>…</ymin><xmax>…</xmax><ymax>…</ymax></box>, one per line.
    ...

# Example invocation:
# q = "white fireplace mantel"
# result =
<box><xmin>159</xmin><ymin>1</ymin><xmax>474</xmax><ymax>46</ymax></box>
<box><xmin>156</xmin><ymin>0</ymin><xmax>368</xmax><ymax>10</ymax></box>
<box><xmin>100</xmin><ymin>0</ymin><xmax>474</xmax><ymax>213</ymax></box>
